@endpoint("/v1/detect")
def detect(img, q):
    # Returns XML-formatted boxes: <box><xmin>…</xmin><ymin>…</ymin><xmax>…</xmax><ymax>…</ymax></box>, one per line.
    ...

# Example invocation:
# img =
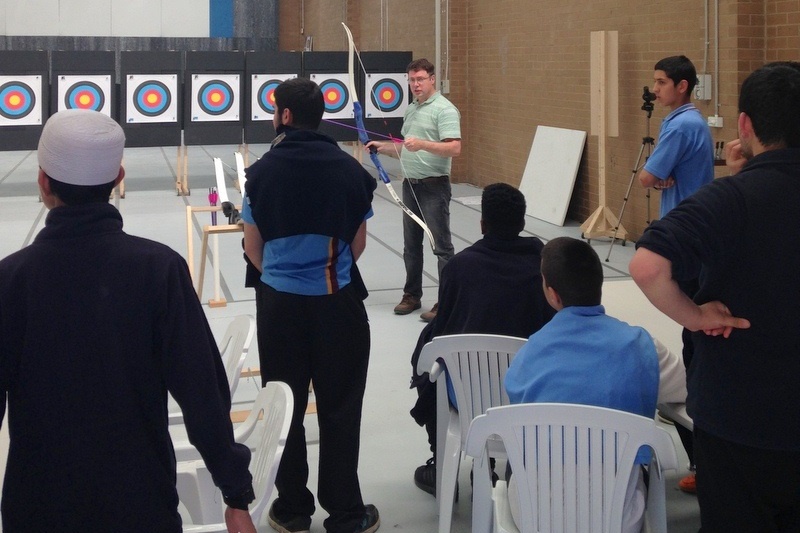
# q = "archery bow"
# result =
<box><xmin>341</xmin><ymin>22</ymin><xmax>436</xmax><ymax>251</ymax></box>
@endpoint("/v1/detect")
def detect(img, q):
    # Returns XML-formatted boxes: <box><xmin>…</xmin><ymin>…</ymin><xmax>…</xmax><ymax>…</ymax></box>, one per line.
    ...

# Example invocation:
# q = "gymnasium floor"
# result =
<box><xmin>0</xmin><ymin>143</ymin><xmax>701</xmax><ymax>532</ymax></box>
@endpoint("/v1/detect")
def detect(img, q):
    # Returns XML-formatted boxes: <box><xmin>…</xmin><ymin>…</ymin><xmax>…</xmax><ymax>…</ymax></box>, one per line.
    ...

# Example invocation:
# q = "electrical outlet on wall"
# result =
<box><xmin>707</xmin><ymin>115</ymin><xmax>724</xmax><ymax>128</ymax></box>
<box><xmin>695</xmin><ymin>74</ymin><xmax>712</xmax><ymax>101</ymax></box>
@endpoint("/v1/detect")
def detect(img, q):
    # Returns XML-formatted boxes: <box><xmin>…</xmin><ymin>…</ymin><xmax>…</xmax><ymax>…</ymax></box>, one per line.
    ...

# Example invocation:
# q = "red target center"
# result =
<box><xmin>76</xmin><ymin>92</ymin><xmax>94</xmax><ymax>108</ymax></box>
<box><xmin>325</xmin><ymin>91</ymin><xmax>341</xmax><ymax>104</ymax></box>
<box><xmin>6</xmin><ymin>92</ymin><xmax>24</xmax><ymax>109</ymax></box>
<box><xmin>380</xmin><ymin>89</ymin><xmax>395</xmax><ymax>103</ymax></box>
<box><xmin>145</xmin><ymin>91</ymin><xmax>161</xmax><ymax>106</ymax></box>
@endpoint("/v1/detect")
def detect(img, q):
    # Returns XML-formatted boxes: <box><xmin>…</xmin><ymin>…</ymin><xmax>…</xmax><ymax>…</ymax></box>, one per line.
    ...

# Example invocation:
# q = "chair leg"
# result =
<box><xmin>438</xmin><ymin>431</ymin><xmax>462</xmax><ymax>533</ymax></box>
<box><xmin>471</xmin><ymin>452</ymin><xmax>494</xmax><ymax>533</ymax></box>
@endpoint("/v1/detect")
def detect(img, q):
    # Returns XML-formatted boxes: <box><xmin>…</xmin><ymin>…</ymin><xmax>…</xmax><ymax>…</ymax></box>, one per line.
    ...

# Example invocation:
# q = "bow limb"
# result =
<box><xmin>341</xmin><ymin>22</ymin><xmax>436</xmax><ymax>251</ymax></box>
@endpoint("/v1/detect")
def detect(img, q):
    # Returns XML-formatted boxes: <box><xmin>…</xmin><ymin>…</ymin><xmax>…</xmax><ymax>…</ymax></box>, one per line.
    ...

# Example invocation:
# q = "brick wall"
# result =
<box><xmin>279</xmin><ymin>0</ymin><xmax>798</xmax><ymax>238</ymax></box>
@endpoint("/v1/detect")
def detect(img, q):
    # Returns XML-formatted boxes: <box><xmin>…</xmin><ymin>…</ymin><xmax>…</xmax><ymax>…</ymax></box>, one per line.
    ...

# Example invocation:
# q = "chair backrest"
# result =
<box><xmin>464</xmin><ymin>403</ymin><xmax>678</xmax><ymax>533</ymax></box>
<box><xmin>417</xmin><ymin>334</ymin><xmax>528</xmax><ymax>443</ymax></box>
<box><xmin>218</xmin><ymin>315</ymin><xmax>256</xmax><ymax>396</ymax></box>
<box><xmin>238</xmin><ymin>381</ymin><xmax>293</xmax><ymax>526</ymax></box>
<box><xmin>182</xmin><ymin>381</ymin><xmax>293</xmax><ymax>533</ymax></box>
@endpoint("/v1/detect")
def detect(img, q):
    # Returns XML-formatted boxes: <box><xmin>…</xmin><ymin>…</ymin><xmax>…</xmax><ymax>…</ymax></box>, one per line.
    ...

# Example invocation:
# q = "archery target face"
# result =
<box><xmin>250</xmin><ymin>73</ymin><xmax>297</xmax><ymax>121</ymax></box>
<box><xmin>0</xmin><ymin>75</ymin><xmax>42</xmax><ymax>126</ymax></box>
<box><xmin>366</xmin><ymin>73</ymin><xmax>409</xmax><ymax>119</ymax></box>
<box><xmin>191</xmin><ymin>74</ymin><xmax>240</xmax><ymax>122</ymax></box>
<box><xmin>58</xmin><ymin>75</ymin><xmax>112</xmax><ymax>116</ymax></box>
<box><xmin>310</xmin><ymin>73</ymin><xmax>353</xmax><ymax>120</ymax></box>
<box><xmin>125</xmin><ymin>74</ymin><xmax>178</xmax><ymax>124</ymax></box>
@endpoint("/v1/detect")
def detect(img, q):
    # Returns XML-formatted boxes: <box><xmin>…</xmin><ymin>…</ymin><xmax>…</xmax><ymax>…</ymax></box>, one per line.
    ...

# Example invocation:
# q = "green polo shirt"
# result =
<box><xmin>400</xmin><ymin>91</ymin><xmax>461</xmax><ymax>180</ymax></box>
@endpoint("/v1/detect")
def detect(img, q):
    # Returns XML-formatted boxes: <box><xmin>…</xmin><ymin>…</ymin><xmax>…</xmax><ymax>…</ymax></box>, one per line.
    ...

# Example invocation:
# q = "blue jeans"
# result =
<box><xmin>402</xmin><ymin>176</ymin><xmax>455</xmax><ymax>299</ymax></box>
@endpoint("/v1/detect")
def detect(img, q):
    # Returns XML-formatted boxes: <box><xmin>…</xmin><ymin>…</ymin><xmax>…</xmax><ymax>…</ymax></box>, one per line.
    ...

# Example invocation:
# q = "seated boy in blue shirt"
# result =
<box><xmin>504</xmin><ymin>237</ymin><xmax>686</xmax><ymax>532</ymax></box>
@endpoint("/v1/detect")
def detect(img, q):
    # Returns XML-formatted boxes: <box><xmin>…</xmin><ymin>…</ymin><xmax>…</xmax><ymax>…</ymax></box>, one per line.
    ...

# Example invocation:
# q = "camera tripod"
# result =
<box><xmin>605</xmin><ymin>87</ymin><xmax>656</xmax><ymax>262</ymax></box>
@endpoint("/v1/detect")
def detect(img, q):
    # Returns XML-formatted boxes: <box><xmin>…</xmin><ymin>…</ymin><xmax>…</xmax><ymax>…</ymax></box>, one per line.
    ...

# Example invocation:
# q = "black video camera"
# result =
<box><xmin>641</xmin><ymin>86</ymin><xmax>656</xmax><ymax>113</ymax></box>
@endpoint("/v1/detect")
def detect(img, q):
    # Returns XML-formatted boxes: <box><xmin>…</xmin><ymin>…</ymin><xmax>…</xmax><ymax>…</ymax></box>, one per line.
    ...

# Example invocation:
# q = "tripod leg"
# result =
<box><xmin>606</xmin><ymin>142</ymin><xmax>648</xmax><ymax>262</ymax></box>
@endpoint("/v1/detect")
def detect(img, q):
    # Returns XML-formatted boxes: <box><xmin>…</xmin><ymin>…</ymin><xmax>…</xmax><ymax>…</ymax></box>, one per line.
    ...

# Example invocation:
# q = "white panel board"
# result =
<box><xmin>518</xmin><ymin>125</ymin><xmax>586</xmax><ymax>226</ymax></box>
<box><xmin>60</xmin><ymin>0</ymin><xmax>112</xmax><ymax>36</ymax></box>
<box><xmin>6</xmin><ymin>0</ymin><xmax>60</xmax><ymax>36</ymax></box>
<box><xmin>111</xmin><ymin>0</ymin><xmax>162</xmax><ymax>37</ymax></box>
<box><xmin>162</xmin><ymin>0</ymin><xmax>208</xmax><ymax>37</ymax></box>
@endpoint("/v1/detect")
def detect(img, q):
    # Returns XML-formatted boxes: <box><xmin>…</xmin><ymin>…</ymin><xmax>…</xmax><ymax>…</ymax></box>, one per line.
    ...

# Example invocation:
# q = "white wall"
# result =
<box><xmin>0</xmin><ymin>0</ymin><xmax>209</xmax><ymax>37</ymax></box>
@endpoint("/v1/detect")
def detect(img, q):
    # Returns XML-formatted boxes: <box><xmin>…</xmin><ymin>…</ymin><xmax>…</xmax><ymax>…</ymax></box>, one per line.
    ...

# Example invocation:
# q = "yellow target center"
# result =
<box><xmin>79</xmin><ymin>94</ymin><xmax>92</xmax><ymax>106</ymax></box>
<box><xmin>9</xmin><ymin>95</ymin><xmax>21</xmax><ymax>106</ymax></box>
<box><xmin>211</xmin><ymin>93</ymin><xmax>222</xmax><ymax>104</ymax></box>
<box><xmin>327</xmin><ymin>92</ymin><xmax>337</xmax><ymax>102</ymax></box>
<box><xmin>146</xmin><ymin>94</ymin><xmax>158</xmax><ymax>104</ymax></box>
<box><xmin>381</xmin><ymin>89</ymin><xmax>392</xmax><ymax>101</ymax></box>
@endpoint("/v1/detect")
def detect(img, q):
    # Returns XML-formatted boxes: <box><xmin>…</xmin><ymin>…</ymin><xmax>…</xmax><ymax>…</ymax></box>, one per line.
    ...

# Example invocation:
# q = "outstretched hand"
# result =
<box><xmin>694</xmin><ymin>301</ymin><xmax>751</xmax><ymax>338</ymax></box>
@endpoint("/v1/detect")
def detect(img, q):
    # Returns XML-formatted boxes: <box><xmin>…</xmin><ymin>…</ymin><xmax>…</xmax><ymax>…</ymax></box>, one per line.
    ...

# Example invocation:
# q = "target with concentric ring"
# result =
<box><xmin>198</xmin><ymin>79</ymin><xmax>234</xmax><ymax>116</ymax></box>
<box><xmin>64</xmin><ymin>81</ymin><xmax>105</xmax><ymax>112</ymax></box>
<box><xmin>0</xmin><ymin>81</ymin><xmax>36</xmax><ymax>120</ymax></box>
<box><xmin>133</xmin><ymin>80</ymin><xmax>171</xmax><ymax>117</ymax></box>
<box><xmin>319</xmin><ymin>79</ymin><xmax>349</xmax><ymax>114</ymax></box>
<box><xmin>370</xmin><ymin>78</ymin><xmax>404</xmax><ymax>113</ymax></box>
<box><xmin>256</xmin><ymin>79</ymin><xmax>281</xmax><ymax>114</ymax></box>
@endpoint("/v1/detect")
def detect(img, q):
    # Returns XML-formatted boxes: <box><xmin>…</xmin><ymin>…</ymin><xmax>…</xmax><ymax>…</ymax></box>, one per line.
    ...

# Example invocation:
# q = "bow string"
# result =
<box><xmin>341</xmin><ymin>22</ymin><xmax>436</xmax><ymax>251</ymax></box>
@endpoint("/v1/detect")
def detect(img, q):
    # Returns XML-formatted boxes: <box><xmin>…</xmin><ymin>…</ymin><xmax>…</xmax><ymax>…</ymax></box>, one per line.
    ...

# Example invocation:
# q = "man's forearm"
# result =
<box><xmin>629</xmin><ymin>248</ymin><xmax>703</xmax><ymax>330</ymax></box>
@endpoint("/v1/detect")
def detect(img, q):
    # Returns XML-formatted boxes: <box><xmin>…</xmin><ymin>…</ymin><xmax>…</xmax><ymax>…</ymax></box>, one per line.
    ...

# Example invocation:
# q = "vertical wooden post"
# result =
<box><xmin>581</xmin><ymin>31</ymin><xmax>627</xmax><ymax>241</ymax></box>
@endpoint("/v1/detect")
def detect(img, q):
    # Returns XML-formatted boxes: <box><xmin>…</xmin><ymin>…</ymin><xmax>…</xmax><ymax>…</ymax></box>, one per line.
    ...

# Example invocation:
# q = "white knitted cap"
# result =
<box><xmin>38</xmin><ymin>109</ymin><xmax>125</xmax><ymax>186</ymax></box>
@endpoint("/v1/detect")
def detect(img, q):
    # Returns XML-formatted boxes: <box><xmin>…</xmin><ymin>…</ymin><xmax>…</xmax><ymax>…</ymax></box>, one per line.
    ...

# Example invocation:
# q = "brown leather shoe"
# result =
<box><xmin>420</xmin><ymin>303</ymin><xmax>438</xmax><ymax>322</ymax></box>
<box><xmin>394</xmin><ymin>293</ymin><xmax>421</xmax><ymax>315</ymax></box>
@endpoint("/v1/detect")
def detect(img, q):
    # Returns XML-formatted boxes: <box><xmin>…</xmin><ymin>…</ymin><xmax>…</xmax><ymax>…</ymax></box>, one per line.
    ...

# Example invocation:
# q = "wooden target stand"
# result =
<box><xmin>580</xmin><ymin>31</ymin><xmax>627</xmax><ymax>242</ymax></box>
<box><xmin>186</xmin><ymin>204</ymin><xmax>242</xmax><ymax>307</ymax></box>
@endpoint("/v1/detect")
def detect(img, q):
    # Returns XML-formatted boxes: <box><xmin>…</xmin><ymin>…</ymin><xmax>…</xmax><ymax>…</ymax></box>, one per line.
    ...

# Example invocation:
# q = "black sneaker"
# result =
<box><xmin>414</xmin><ymin>457</ymin><xmax>436</xmax><ymax>496</ymax></box>
<box><xmin>268</xmin><ymin>502</ymin><xmax>311</xmax><ymax>533</ymax></box>
<box><xmin>354</xmin><ymin>504</ymin><xmax>380</xmax><ymax>533</ymax></box>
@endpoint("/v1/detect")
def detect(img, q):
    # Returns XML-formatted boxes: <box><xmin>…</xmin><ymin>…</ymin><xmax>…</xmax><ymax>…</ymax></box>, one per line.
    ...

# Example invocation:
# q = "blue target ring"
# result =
<box><xmin>133</xmin><ymin>80</ymin><xmax>171</xmax><ymax>117</ymax></box>
<box><xmin>257</xmin><ymin>80</ymin><xmax>281</xmax><ymax>114</ymax></box>
<box><xmin>370</xmin><ymin>79</ymin><xmax>403</xmax><ymax>112</ymax></box>
<box><xmin>319</xmin><ymin>79</ymin><xmax>349</xmax><ymax>114</ymax></box>
<box><xmin>0</xmin><ymin>81</ymin><xmax>36</xmax><ymax>119</ymax></box>
<box><xmin>65</xmin><ymin>81</ymin><xmax>105</xmax><ymax>112</ymax></box>
<box><xmin>198</xmin><ymin>80</ymin><xmax>234</xmax><ymax>115</ymax></box>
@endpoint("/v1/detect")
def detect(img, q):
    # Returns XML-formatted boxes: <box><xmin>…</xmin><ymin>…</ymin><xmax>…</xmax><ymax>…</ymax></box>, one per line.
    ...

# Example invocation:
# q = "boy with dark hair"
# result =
<box><xmin>410</xmin><ymin>183</ymin><xmax>554</xmax><ymax>494</ymax></box>
<box><xmin>631</xmin><ymin>63</ymin><xmax>800</xmax><ymax>531</ymax></box>
<box><xmin>638</xmin><ymin>55</ymin><xmax>714</xmax><ymax>218</ymax></box>
<box><xmin>505</xmin><ymin>237</ymin><xmax>686</xmax><ymax>532</ymax></box>
<box><xmin>242</xmin><ymin>77</ymin><xmax>379</xmax><ymax>533</ymax></box>
<box><xmin>637</xmin><ymin>54</ymin><xmax>714</xmax><ymax>492</ymax></box>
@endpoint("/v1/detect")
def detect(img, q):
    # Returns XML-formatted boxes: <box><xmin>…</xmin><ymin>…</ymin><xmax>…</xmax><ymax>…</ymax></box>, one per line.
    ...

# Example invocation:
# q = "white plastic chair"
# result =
<box><xmin>178</xmin><ymin>381</ymin><xmax>294</xmax><ymax>531</ymax></box>
<box><xmin>416</xmin><ymin>334</ymin><xmax>528</xmax><ymax>533</ymax></box>
<box><xmin>170</xmin><ymin>314</ymin><xmax>256</xmax><ymax>427</ymax></box>
<box><xmin>464</xmin><ymin>403</ymin><xmax>679</xmax><ymax>533</ymax></box>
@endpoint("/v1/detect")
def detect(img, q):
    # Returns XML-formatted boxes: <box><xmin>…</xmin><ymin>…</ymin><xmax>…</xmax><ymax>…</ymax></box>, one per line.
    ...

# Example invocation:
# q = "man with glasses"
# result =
<box><xmin>367</xmin><ymin>58</ymin><xmax>461</xmax><ymax>321</ymax></box>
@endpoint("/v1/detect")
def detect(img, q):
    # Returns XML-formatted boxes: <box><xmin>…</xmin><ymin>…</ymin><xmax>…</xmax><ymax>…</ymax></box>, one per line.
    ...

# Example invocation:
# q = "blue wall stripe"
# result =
<box><xmin>210</xmin><ymin>0</ymin><xmax>234</xmax><ymax>38</ymax></box>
